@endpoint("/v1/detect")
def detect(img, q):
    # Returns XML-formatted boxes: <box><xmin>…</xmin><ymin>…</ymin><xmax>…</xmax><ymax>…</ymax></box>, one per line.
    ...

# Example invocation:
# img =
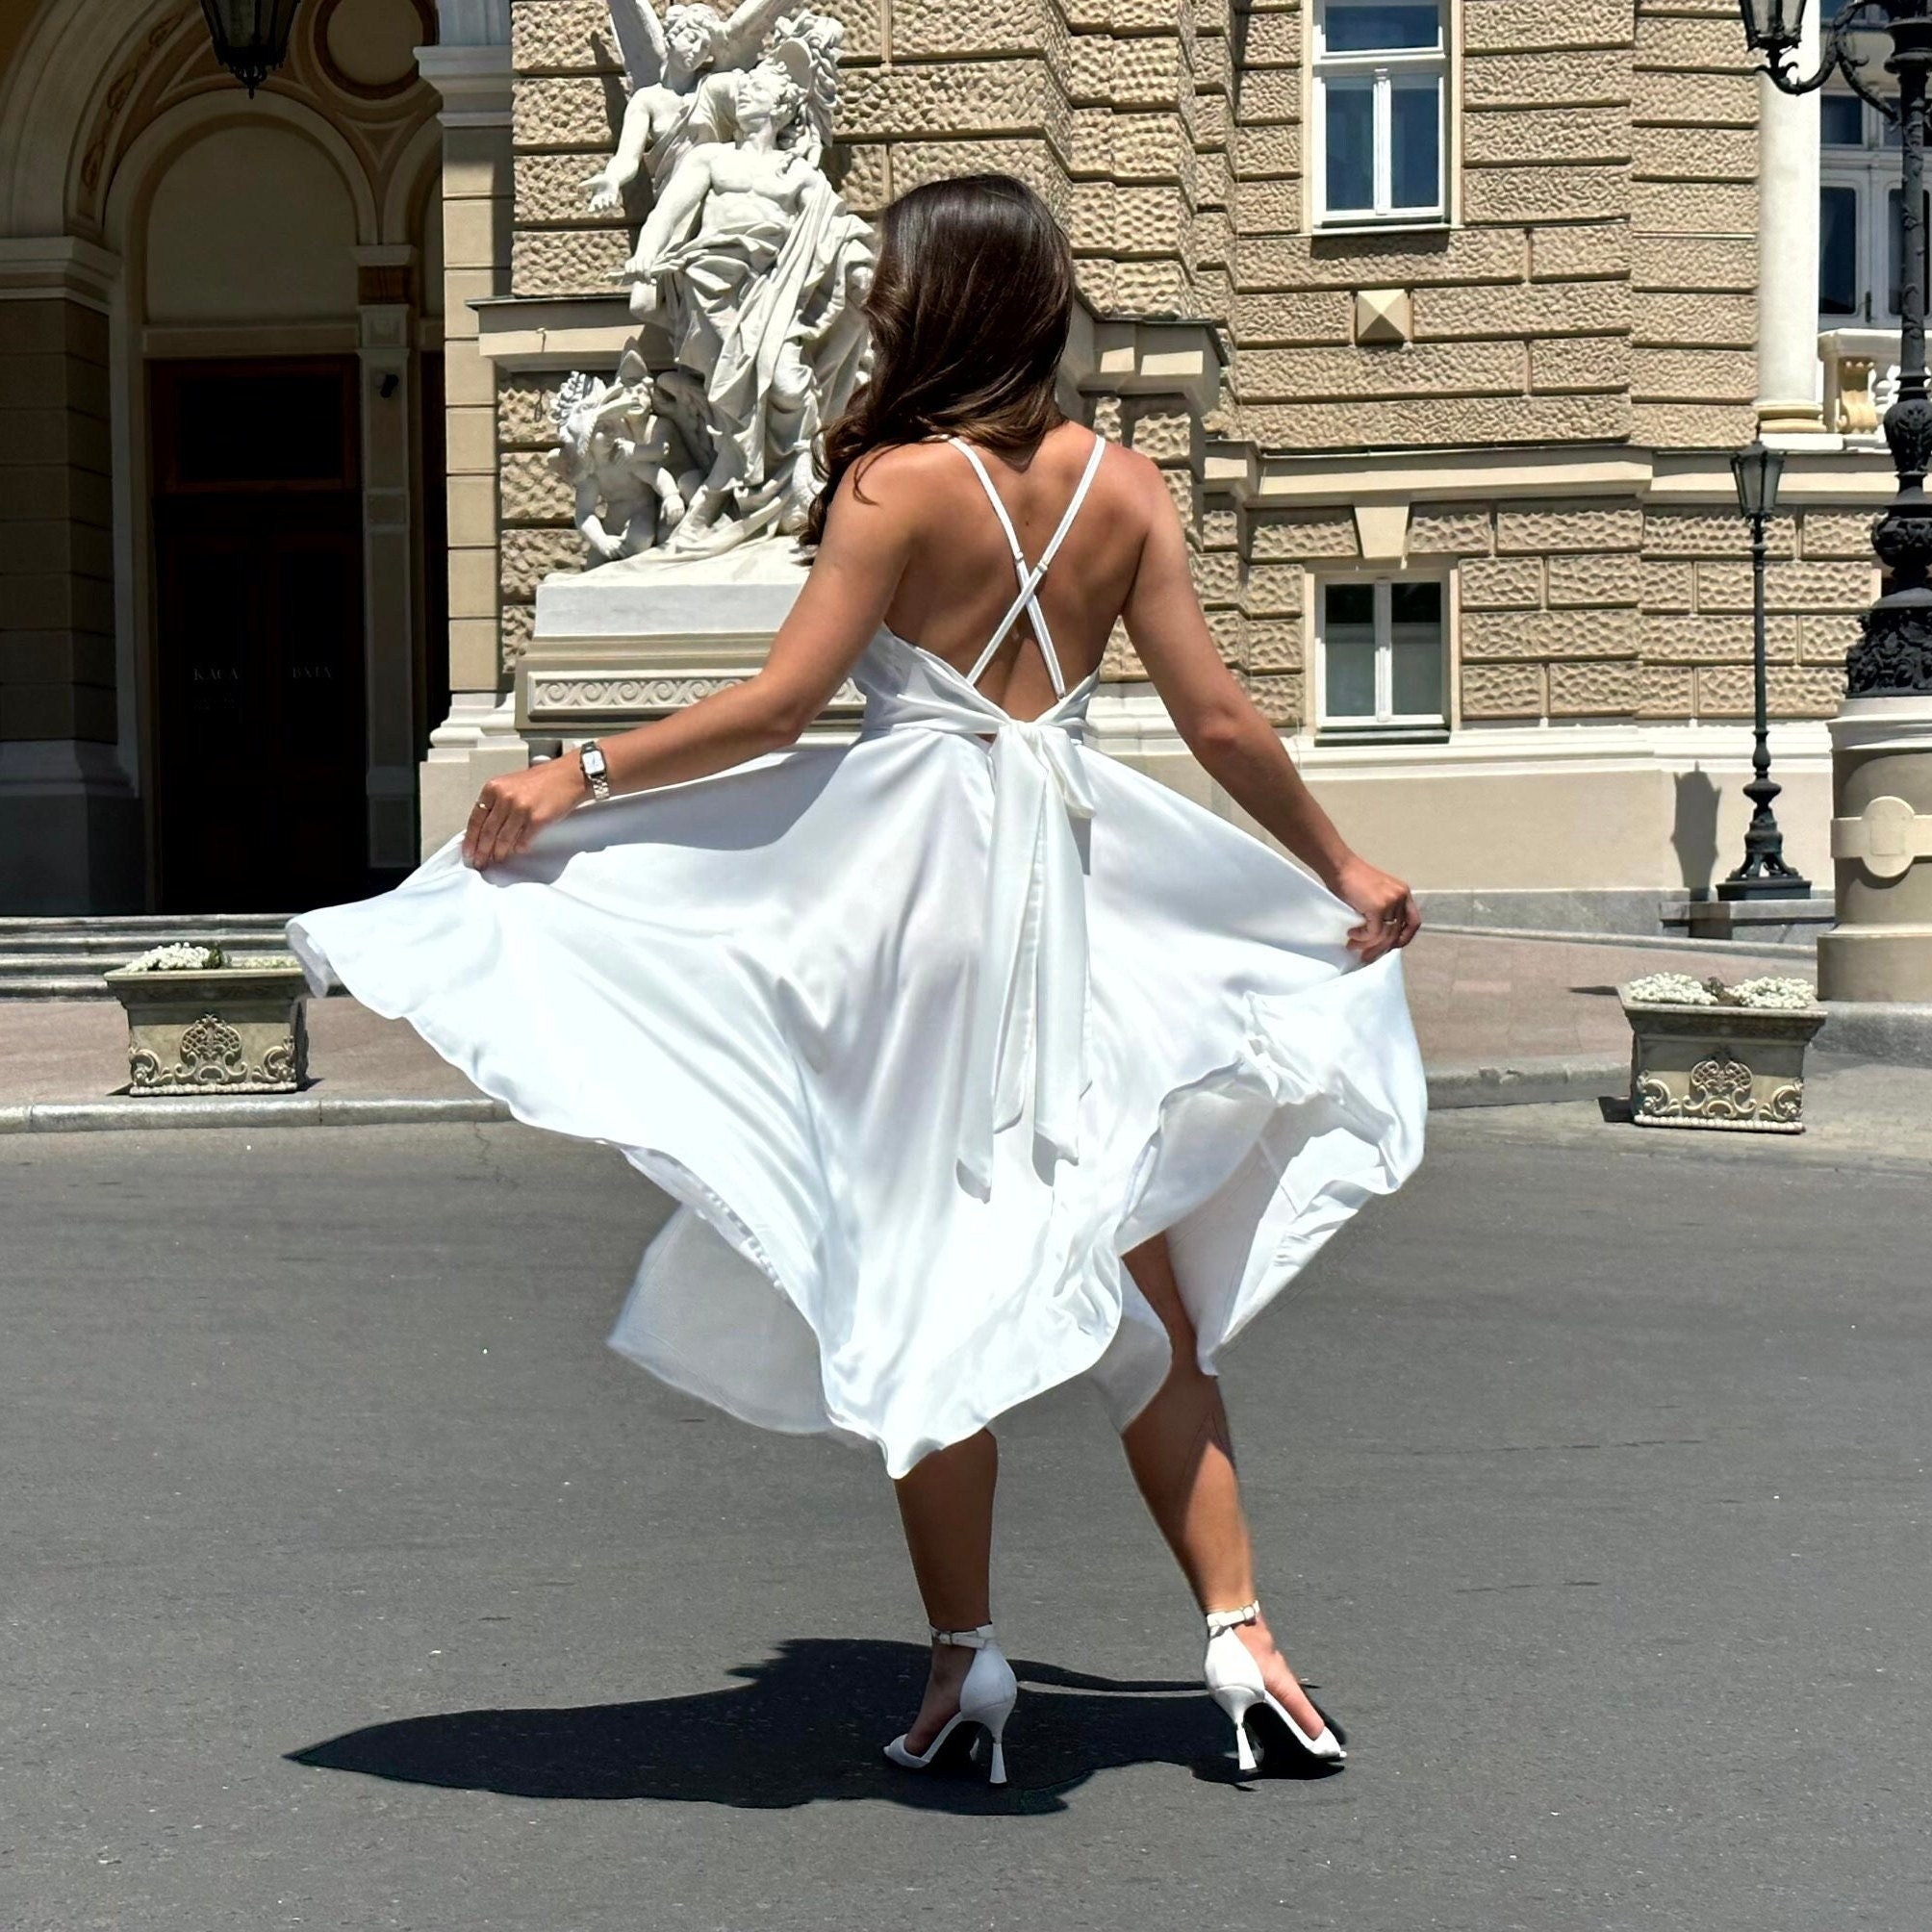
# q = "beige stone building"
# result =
<box><xmin>0</xmin><ymin>0</ymin><xmax>1902</xmax><ymax>921</ymax></box>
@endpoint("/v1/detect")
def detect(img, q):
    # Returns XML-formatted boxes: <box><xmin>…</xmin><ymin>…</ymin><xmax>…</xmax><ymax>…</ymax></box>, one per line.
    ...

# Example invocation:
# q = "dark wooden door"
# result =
<box><xmin>150</xmin><ymin>360</ymin><xmax>367</xmax><ymax>912</ymax></box>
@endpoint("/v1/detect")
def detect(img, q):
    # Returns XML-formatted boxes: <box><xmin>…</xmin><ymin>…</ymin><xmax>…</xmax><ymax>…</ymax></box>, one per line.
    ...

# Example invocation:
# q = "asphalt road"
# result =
<box><xmin>4</xmin><ymin>1115</ymin><xmax>1927</xmax><ymax>1932</ymax></box>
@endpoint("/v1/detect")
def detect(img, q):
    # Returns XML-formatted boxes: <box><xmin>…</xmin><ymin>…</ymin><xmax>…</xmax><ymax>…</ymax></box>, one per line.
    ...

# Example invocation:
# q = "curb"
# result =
<box><xmin>1423</xmin><ymin>924</ymin><xmax>1812</xmax><ymax>962</ymax></box>
<box><xmin>1818</xmin><ymin>1000</ymin><xmax>1932</xmax><ymax>1068</ymax></box>
<box><xmin>3</xmin><ymin>1063</ymin><xmax>1635</xmax><ymax>1133</ymax></box>
<box><xmin>1425</xmin><ymin>1055</ymin><xmax>1626</xmax><ymax>1109</ymax></box>
<box><xmin>0</xmin><ymin>1094</ymin><xmax>511</xmax><ymax>1135</ymax></box>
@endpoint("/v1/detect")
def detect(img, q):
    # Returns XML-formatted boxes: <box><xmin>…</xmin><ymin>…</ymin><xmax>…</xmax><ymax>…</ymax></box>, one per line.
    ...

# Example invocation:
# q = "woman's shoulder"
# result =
<box><xmin>1090</xmin><ymin>430</ymin><xmax>1168</xmax><ymax>496</ymax></box>
<box><xmin>849</xmin><ymin>439</ymin><xmax>961</xmax><ymax>486</ymax></box>
<box><xmin>837</xmin><ymin>425</ymin><xmax>1162</xmax><ymax>539</ymax></box>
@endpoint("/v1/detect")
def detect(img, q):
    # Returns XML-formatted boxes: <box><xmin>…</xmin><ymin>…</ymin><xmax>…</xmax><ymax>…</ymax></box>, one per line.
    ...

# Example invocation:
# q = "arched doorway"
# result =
<box><xmin>143</xmin><ymin>121</ymin><xmax>369</xmax><ymax>909</ymax></box>
<box><xmin>0</xmin><ymin>0</ymin><xmax>445</xmax><ymax>914</ymax></box>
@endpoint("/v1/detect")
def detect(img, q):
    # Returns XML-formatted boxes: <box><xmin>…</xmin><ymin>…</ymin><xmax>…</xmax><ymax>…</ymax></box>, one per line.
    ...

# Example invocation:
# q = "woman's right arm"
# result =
<box><xmin>1118</xmin><ymin>454</ymin><xmax>1420</xmax><ymax>962</ymax></box>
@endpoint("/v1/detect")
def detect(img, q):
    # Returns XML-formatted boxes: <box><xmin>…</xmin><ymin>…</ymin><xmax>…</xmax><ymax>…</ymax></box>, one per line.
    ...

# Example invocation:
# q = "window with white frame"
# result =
<box><xmin>1311</xmin><ymin>0</ymin><xmax>1448</xmax><ymax>228</ymax></box>
<box><xmin>1819</xmin><ymin>85</ymin><xmax>1924</xmax><ymax>328</ymax></box>
<box><xmin>1317</xmin><ymin>577</ymin><xmax>1448</xmax><ymax>737</ymax></box>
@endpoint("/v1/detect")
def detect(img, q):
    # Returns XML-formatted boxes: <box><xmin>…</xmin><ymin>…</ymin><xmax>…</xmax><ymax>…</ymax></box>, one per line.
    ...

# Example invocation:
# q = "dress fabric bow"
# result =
<box><xmin>862</xmin><ymin>431</ymin><xmax>1109</xmax><ymax>1197</ymax></box>
<box><xmin>863</xmin><ymin>649</ymin><xmax>1101</xmax><ymax>1198</ymax></box>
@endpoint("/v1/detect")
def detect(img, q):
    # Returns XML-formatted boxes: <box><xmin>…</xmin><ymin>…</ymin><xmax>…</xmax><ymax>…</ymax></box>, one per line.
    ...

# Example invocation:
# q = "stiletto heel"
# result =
<box><xmin>1208</xmin><ymin>1682</ymin><xmax>1262</xmax><ymax>1773</ymax></box>
<box><xmin>1203</xmin><ymin>1600</ymin><xmax>1344</xmax><ymax>1774</ymax></box>
<box><xmin>883</xmin><ymin>1623</ymin><xmax>1018</xmax><ymax>1787</ymax></box>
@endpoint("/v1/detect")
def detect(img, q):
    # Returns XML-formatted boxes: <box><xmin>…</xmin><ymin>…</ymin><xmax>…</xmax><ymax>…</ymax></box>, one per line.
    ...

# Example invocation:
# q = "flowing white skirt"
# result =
<box><xmin>290</xmin><ymin>725</ymin><xmax>1426</xmax><ymax>1476</ymax></box>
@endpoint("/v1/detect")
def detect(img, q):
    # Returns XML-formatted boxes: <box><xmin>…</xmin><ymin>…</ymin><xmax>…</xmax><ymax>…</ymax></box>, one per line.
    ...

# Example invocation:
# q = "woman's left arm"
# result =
<box><xmin>464</xmin><ymin>459</ymin><xmax>912</xmax><ymax>868</ymax></box>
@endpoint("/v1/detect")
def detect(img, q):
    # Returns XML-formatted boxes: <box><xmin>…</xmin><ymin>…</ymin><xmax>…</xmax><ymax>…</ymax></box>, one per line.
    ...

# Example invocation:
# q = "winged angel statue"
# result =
<box><xmin>555</xmin><ymin>1</ymin><xmax>875</xmax><ymax>562</ymax></box>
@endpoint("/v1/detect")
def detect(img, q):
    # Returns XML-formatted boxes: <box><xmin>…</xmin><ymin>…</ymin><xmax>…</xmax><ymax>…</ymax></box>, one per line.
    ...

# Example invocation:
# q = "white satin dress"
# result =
<box><xmin>289</xmin><ymin>431</ymin><xmax>1426</xmax><ymax>1477</ymax></box>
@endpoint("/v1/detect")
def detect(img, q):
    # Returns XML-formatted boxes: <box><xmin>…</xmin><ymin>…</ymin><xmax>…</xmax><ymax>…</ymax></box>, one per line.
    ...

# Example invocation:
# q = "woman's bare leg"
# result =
<box><xmin>1119</xmin><ymin>1233</ymin><xmax>1327</xmax><ymax>1739</ymax></box>
<box><xmin>891</xmin><ymin>1428</ymin><xmax>997</xmax><ymax>1751</ymax></box>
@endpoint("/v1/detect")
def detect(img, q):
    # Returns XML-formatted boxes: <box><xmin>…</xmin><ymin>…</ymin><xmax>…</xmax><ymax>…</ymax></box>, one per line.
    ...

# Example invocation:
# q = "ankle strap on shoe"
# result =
<box><xmin>929</xmin><ymin>1622</ymin><xmax>995</xmax><ymax>1648</ymax></box>
<box><xmin>1204</xmin><ymin>1600</ymin><xmax>1260</xmax><ymax>1636</ymax></box>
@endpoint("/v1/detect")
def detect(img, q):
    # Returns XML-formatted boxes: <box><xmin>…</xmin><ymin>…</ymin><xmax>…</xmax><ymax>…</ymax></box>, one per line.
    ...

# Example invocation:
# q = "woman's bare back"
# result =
<box><xmin>873</xmin><ymin>421</ymin><xmax>1149</xmax><ymax>722</ymax></box>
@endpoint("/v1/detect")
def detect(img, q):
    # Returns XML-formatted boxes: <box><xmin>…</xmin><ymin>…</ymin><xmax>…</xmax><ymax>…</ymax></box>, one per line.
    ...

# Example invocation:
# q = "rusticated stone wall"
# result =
<box><xmin>506</xmin><ymin>1</ymin><xmax>1216</xmax><ymax>318</ymax></box>
<box><xmin>1630</xmin><ymin>0</ymin><xmax>1759</xmax><ymax>450</ymax></box>
<box><xmin>496</xmin><ymin>369</ymin><xmax>577</xmax><ymax>668</ymax></box>
<box><xmin>1440</xmin><ymin>500</ymin><xmax>1868</xmax><ymax>724</ymax></box>
<box><xmin>496</xmin><ymin>0</ymin><xmax>1874</xmax><ymax>731</ymax></box>
<box><xmin>509</xmin><ymin>0</ymin><xmax>646</xmax><ymax>296</ymax></box>
<box><xmin>502</xmin><ymin>0</ymin><xmax>1762</xmax><ymax>456</ymax></box>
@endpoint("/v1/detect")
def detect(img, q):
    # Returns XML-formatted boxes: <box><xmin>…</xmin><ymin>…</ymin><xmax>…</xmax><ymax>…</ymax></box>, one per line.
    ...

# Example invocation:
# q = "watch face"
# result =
<box><xmin>581</xmin><ymin>743</ymin><xmax>607</xmax><ymax>776</ymax></box>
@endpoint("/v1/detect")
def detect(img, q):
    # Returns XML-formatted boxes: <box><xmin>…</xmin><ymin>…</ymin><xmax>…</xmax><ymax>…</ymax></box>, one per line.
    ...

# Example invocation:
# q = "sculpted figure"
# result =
<box><xmin>618</xmin><ymin>18</ymin><xmax>873</xmax><ymax>554</ymax></box>
<box><xmin>551</xmin><ymin>353</ymin><xmax>704</xmax><ymax>564</ymax></box>
<box><xmin>583</xmin><ymin>0</ymin><xmax>798</xmax><ymax>213</ymax></box>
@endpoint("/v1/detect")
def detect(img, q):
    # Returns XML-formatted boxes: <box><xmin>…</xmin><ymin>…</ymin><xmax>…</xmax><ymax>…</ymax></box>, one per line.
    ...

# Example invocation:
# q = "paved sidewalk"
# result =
<box><xmin>0</xmin><ymin>928</ymin><xmax>1792</xmax><ymax>1118</ymax></box>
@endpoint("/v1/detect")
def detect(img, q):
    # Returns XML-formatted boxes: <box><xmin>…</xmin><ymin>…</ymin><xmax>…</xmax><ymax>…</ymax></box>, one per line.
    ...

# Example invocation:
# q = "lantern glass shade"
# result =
<box><xmin>1736</xmin><ymin>0</ymin><xmax>1805</xmax><ymax>54</ymax></box>
<box><xmin>1731</xmin><ymin>440</ymin><xmax>1786</xmax><ymax>519</ymax></box>
<box><xmin>199</xmin><ymin>0</ymin><xmax>304</xmax><ymax>93</ymax></box>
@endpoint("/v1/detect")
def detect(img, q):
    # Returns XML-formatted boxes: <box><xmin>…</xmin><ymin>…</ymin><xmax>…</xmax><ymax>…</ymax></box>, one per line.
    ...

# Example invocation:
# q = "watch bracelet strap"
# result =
<box><xmin>580</xmin><ymin>738</ymin><xmax>611</xmax><ymax>801</ymax></box>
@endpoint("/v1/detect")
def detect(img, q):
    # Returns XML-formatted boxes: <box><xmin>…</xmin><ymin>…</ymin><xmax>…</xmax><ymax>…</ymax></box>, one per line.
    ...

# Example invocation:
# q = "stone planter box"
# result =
<box><xmin>101</xmin><ymin>962</ymin><xmax>310</xmax><ymax>1096</ymax></box>
<box><xmin>1620</xmin><ymin>991</ymin><xmax>1827</xmax><ymax>1134</ymax></box>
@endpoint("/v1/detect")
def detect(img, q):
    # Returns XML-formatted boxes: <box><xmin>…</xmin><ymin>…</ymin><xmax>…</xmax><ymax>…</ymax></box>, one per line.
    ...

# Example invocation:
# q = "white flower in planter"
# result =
<box><xmin>1625</xmin><ymin>972</ymin><xmax>1717</xmax><ymax>1006</ymax></box>
<box><xmin>120</xmin><ymin>942</ymin><xmax>228</xmax><ymax>974</ymax></box>
<box><xmin>1728</xmin><ymin>976</ymin><xmax>1817</xmax><ymax>1010</ymax></box>
<box><xmin>1621</xmin><ymin>967</ymin><xmax>1825</xmax><ymax>1134</ymax></box>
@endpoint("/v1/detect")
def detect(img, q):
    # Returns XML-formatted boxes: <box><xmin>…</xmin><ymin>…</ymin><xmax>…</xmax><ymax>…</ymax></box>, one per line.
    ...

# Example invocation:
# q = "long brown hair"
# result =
<box><xmin>802</xmin><ymin>173</ymin><xmax>1074</xmax><ymax>547</ymax></box>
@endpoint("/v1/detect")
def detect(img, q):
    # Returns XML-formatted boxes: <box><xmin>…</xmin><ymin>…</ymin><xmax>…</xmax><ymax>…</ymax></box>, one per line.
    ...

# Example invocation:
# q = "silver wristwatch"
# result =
<box><xmin>578</xmin><ymin>738</ymin><xmax>611</xmax><ymax>802</ymax></box>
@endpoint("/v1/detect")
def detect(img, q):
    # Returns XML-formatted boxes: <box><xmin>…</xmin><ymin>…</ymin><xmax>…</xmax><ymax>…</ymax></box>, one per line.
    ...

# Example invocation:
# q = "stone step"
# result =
<box><xmin>0</xmin><ymin>976</ymin><xmax>116</xmax><ymax>1001</ymax></box>
<box><xmin>0</xmin><ymin>939</ymin><xmax>294</xmax><ymax>963</ymax></box>
<box><xmin>0</xmin><ymin>913</ymin><xmax>291</xmax><ymax>928</ymax></box>
<box><xmin>0</xmin><ymin>915</ymin><xmax>288</xmax><ymax>938</ymax></box>
<box><xmin>0</xmin><ymin>917</ymin><xmax>297</xmax><ymax>1000</ymax></box>
<box><xmin>0</xmin><ymin>951</ymin><xmax>296</xmax><ymax>975</ymax></box>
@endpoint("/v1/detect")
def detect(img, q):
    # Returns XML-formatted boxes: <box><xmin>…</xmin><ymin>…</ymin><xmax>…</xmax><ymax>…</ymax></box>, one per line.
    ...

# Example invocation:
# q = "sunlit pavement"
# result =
<box><xmin>5</xmin><ymin>1116</ymin><xmax>1925</xmax><ymax>1931</ymax></box>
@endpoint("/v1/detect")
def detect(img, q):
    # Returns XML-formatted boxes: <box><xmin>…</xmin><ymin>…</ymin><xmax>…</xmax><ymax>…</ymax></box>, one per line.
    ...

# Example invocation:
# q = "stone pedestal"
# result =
<box><xmin>521</xmin><ymin>544</ymin><xmax>862</xmax><ymax>738</ymax></box>
<box><xmin>102</xmin><ymin>963</ymin><xmax>310</xmax><ymax>1095</ymax></box>
<box><xmin>1681</xmin><ymin>894</ymin><xmax>1836</xmax><ymax>951</ymax></box>
<box><xmin>1818</xmin><ymin>697</ymin><xmax>1932</xmax><ymax>1003</ymax></box>
<box><xmin>1621</xmin><ymin>994</ymin><xmax>1826</xmax><ymax>1133</ymax></box>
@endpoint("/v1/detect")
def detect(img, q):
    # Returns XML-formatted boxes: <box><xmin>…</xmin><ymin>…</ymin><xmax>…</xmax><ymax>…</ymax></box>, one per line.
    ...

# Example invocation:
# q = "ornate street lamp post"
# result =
<box><xmin>1721</xmin><ymin>441</ymin><xmax>1813</xmax><ymax>897</ymax></box>
<box><xmin>1737</xmin><ymin>0</ymin><xmax>1932</xmax><ymax>1001</ymax></box>
<box><xmin>199</xmin><ymin>0</ymin><xmax>304</xmax><ymax>95</ymax></box>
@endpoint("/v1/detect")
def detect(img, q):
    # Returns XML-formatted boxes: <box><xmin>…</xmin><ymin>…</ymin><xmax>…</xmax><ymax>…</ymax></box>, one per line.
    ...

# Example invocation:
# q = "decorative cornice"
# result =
<box><xmin>413</xmin><ymin>43</ymin><xmax>511</xmax><ymax>125</ymax></box>
<box><xmin>525</xmin><ymin>673</ymin><xmax>863</xmax><ymax>724</ymax></box>
<box><xmin>0</xmin><ymin>236</ymin><xmax>123</xmax><ymax>310</ymax></box>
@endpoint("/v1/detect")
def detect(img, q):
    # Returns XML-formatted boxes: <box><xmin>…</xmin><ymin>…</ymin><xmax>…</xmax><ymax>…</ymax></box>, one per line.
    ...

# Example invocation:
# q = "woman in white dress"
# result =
<box><xmin>290</xmin><ymin>175</ymin><xmax>1426</xmax><ymax>1787</ymax></box>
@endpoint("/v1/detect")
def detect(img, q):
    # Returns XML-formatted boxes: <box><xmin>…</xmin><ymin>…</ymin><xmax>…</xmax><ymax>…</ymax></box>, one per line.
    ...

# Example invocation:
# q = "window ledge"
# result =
<box><xmin>1310</xmin><ymin>220</ymin><xmax>1454</xmax><ymax>241</ymax></box>
<box><xmin>1314</xmin><ymin>724</ymin><xmax>1451</xmax><ymax>746</ymax></box>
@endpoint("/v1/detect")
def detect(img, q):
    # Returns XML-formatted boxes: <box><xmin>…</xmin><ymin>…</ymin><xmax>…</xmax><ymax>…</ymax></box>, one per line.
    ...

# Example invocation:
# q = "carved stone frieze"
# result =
<box><xmin>525</xmin><ymin>669</ymin><xmax>862</xmax><ymax>723</ymax></box>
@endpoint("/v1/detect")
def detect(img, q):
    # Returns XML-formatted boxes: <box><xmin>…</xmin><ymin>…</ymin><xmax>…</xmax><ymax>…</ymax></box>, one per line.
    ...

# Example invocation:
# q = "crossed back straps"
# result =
<box><xmin>946</xmin><ymin>430</ymin><xmax>1107</xmax><ymax>699</ymax></box>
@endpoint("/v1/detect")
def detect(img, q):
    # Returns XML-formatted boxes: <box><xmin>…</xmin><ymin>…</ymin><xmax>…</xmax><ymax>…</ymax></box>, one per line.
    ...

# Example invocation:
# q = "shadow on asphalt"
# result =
<box><xmin>288</xmin><ymin>1638</ymin><xmax>1345</xmax><ymax>1815</ymax></box>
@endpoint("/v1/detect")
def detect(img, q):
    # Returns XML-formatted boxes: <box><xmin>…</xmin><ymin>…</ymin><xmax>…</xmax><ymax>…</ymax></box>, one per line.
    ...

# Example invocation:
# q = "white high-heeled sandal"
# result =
<box><xmin>882</xmin><ymin>1623</ymin><xmax>1018</xmax><ymax>1787</ymax></box>
<box><xmin>1203</xmin><ymin>1600</ymin><xmax>1345</xmax><ymax>1774</ymax></box>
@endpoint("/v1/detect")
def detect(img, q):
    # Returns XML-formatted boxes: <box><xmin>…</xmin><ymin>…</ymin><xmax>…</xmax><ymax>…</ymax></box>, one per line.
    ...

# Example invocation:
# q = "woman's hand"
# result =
<box><xmin>463</xmin><ymin>755</ymin><xmax>590</xmax><ymax>870</ymax></box>
<box><xmin>1326</xmin><ymin>853</ymin><xmax>1422</xmax><ymax>964</ymax></box>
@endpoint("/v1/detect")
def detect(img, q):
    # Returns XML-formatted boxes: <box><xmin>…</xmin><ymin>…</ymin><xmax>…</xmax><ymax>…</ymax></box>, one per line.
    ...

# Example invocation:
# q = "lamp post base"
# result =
<box><xmin>1716</xmin><ymin>873</ymin><xmax>1814</xmax><ymax>902</ymax></box>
